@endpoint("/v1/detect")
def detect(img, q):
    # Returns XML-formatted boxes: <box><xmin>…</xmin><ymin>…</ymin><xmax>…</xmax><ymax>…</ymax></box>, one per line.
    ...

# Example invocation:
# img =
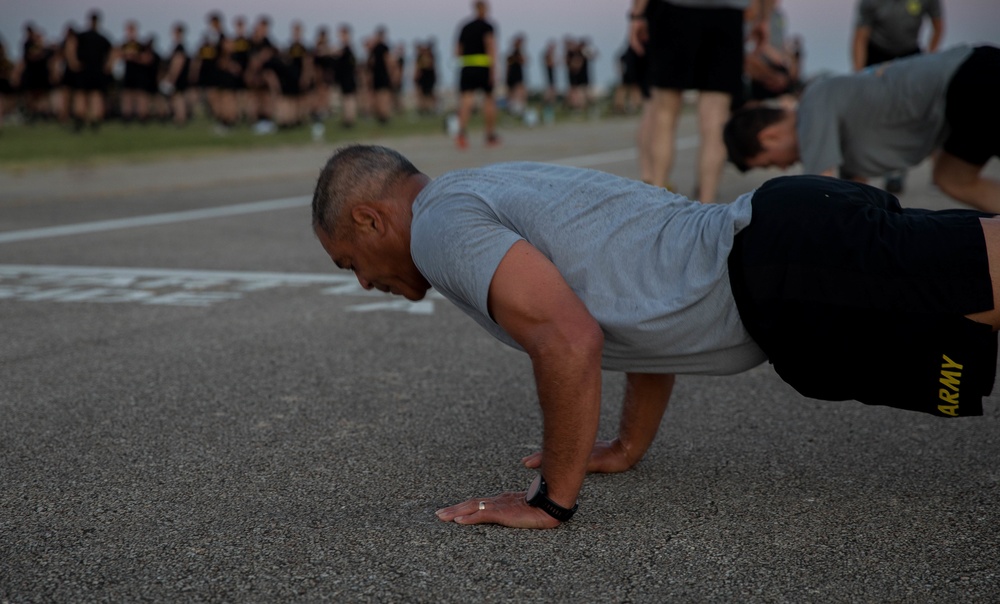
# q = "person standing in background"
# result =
<box><xmin>367</xmin><ymin>26</ymin><xmax>395</xmax><ymax>124</ymax></box>
<box><xmin>334</xmin><ymin>24</ymin><xmax>359</xmax><ymax>128</ymax></box>
<box><xmin>67</xmin><ymin>10</ymin><xmax>112</xmax><ymax>131</ymax></box>
<box><xmin>162</xmin><ymin>23</ymin><xmax>191</xmax><ymax>126</ymax></box>
<box><xmin>454</xmin><ymin>0</ymin><xmax>499</xmax><ymax>149</ymax></box>
<box><xmin>629</xmin><ymin>0</ymin><xmax>772</xmax><ymax>202</ymax></box>
<box><xmin>504</xmin><ymin>34</ymin><xmax>527</xmax><ymax>117</ymax></box>
<box><xmin>119</xmin><ymin>20</ymin><xmax>150</xmax><ymax>124</ymax></box>
<box><xmin>230</xmin><ymin>16</ymin><xmax>252</xmax><ymax>124</ymax></box>
<box><xmin>414</xmin><ymin>39</ymin><xmax>438</xmax><ymax>116</ymax></box>
<box><xmin>852</xmin><ymin>0</ymin><xmax>944</xmax><ymax>194</ymax></box>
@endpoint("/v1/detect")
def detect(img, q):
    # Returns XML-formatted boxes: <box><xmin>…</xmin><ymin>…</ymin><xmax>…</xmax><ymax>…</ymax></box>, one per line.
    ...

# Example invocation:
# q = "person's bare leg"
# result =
<box><xmin>483</xmin><ymin>94</ymin><xmax>497</xmax><ymax>140</ymax></box>
<box><xmin>695</xmin><ymin>91</ymin><xmax>731</xmax><ymax>203</ymax></box>
<box><xmin>965</xmin><ymin>218</ymin><xmax>1000</xmax><ymax>330</ymax></box>
<box><xmin>457</xmin><ymin>91</ymin><xmax>474</xmax><ymax>133</ymax></box>
<box><xmin>933</xmin><ymin>152</ymin><xmax>1000</xmax><ymax>213</ymax></box>
<box><xmin>647</xmin><ymin>88</ymin><xmax>683</xmax><ymax>189</ymax></box>
<box><xmin>636</xmin><ymin>99</ymin><xmax>655</xmax><ymax>183</ymax></box>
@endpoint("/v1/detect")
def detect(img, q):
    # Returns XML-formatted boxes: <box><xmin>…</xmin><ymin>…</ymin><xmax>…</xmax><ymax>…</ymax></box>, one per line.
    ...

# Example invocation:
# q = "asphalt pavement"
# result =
<box><xmin>1</xmin><ymin>115</ymin><xmax>999</xmax><ymax>603</ymax></box>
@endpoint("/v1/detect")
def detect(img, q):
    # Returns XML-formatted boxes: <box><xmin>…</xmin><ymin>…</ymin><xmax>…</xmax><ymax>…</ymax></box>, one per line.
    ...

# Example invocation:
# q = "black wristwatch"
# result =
<box><xmin>525</xmin><ymin>474</ymin><xmax>578</xmax><ymax>522</ymax></box>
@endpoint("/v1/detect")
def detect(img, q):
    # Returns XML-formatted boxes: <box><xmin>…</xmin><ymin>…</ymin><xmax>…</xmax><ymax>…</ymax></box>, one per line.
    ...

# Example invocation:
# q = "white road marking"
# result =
<box><xmin>0</xmin><ymin>264</ymin><xmax>442</xmax><ymax>312</ymax></box>
<box><xmin>347</xmin><ymin>300</ymin><xmax>436</xmax><ymax>315</ymax></box>
<box><xmin>0</xmin><ymin>196</ymin><xmax>310</xmax><ymax>244</ymax></box>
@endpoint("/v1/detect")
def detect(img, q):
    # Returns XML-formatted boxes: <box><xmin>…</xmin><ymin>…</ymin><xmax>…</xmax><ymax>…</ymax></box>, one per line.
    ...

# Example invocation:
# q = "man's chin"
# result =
<box><xmin>402</xmin><ymin>289</ymin><xmax>427</xmax><ymax>301</ymax></box>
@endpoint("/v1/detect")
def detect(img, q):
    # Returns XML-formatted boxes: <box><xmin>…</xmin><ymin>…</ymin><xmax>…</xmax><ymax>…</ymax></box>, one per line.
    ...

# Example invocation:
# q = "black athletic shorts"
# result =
<box><xmin>943</xmin><ymin>45</ymin><xmax>1000</xmax><ymax>167</ymax></box>
<box><xmin>728</xmin><ymin>175</ymin><xmax>997</xmax><ymax>417</ymax></box>
<box><xmin>460</xmin><ymin>66</ymin><xmax>493</xmax><ymax>94</ymax></box>
<box><xmin>72</xmin><ymin>68</ymin><xmax>108</xmax><ymax>92</ymax></box>
<box><xmin>646</xmin><ymin>2</ymin><xmax>743</xmax><ymax>95</ymax></box>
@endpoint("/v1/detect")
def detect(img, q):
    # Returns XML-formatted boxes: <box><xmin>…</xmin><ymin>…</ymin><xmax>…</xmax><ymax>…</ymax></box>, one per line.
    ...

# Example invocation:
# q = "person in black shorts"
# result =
<box><xmin>454</xmin><ymin>0</ymin><xmax>498</xmax><ymax>149</ymax></box>
<box><xmin>629</xmin><ymin>0</ymin><xmax>771</xmax><ymax>201</ymax></box>
<box><xmin>366</xmin><ymin>26</ymin><xmax>394</xmax><ymax>124</ymax></box>
<box><xmin>312</xmin><ymin>27</ymin><xmax>336</xmax><ymax>123</ymax></box>
<box><xmin>0</xmin><ymin>37</ymin><xmax>14</xmax><ymax>129</ymax></box>
<box><xmin>311</xmin><ymin>147</ymin><xmax>1000</xmax><ymax>529</ymax></box>
<box><xmin>191</xmin><ymin>12</ymin><xmax>237</xmax><ymax>129</ymax></box>
<box><xmin>162</xmin><ymin>23</ymin><xmax>191</xmax><ymax>126</ymax></box>
<box><xmin>119</xmin><ymin>20</ymin><xmax>151</xmax><ymax>123</ymax></box>
<box><xmin>230</xmin><ymin>16</ymin><xmax>252</xmax><ymax>123</ymax></box>
<box><xmin>18</xmin><ymin>23</ymin><xmax>53</xmax><ymax>121</ymax></box>
<box><xmin>67</xmin><ymin>10</ymin><xmax>112</xmax><ymax>131</ymax></box>
<box><xmin>413</xmin><ymin>39</ymin><xmax>438</xmax><ymax>115</ymax></box>
<box><xmin>245</xmin><ymin>16</ymin><xmax>277</xmax><ymax>129</ymax></box>
<box><xmin>334</xmin><ymin>25</ymin><xmax>358</xmax><ymax>128</ymax></box>
<box><xmin>504</xmin><ymin>34</ymin><xmax>526</xmax><ymax>116</ymax></box>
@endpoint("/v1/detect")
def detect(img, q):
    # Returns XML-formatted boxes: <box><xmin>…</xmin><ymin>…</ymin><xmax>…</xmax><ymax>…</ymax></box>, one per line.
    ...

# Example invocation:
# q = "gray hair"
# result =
<box><xmin>311</xmin><ymin>145</ymin><xmax>420</xmax><ymax>238</ymax></box>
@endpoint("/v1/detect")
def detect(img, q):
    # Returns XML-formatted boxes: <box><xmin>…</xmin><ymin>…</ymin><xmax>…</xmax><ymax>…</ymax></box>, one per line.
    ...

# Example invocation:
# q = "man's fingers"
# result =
<box><xmin>435</xmin><ymin>498</ymin><xmax>483</xmax><ymax>522</ymax></box>
<box><xmin>521</xmin><ymin>451</ymin><xmax>542</xmax><ymax>468</ymax></box>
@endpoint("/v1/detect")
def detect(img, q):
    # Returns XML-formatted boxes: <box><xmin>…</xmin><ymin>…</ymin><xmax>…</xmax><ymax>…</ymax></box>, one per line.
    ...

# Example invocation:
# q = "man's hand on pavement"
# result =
<box><xmin>435</xmin><ymin>492</ymin><xmax>561</xmax><ymax>529</ymax></box>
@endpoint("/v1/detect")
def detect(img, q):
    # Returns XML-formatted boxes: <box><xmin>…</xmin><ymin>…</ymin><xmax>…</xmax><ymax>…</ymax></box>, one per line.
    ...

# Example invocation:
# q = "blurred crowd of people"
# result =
<box><xmin>0</xmin><ymin>7</ymin><xmax>607</xmax><ymax>135</ymax></box>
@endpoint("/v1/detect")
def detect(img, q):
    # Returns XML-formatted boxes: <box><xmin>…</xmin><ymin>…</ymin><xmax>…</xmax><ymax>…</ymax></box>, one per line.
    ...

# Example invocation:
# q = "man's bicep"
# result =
<box><xmin>487</xmin><ymin>240</ymin><xmax>599</xmax><ymax>354</ymax></box>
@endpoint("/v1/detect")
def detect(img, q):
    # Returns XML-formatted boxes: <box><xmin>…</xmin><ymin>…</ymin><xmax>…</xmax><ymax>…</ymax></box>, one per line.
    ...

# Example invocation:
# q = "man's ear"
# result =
<box><xmin>350</xmin><ymin>205</ymin><xmax>384</xmax><ymax>236</ymax></box>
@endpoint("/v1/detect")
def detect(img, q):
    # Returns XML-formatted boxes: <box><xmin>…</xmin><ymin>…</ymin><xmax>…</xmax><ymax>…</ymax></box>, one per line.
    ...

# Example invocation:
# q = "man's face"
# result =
<box><xmin>745</xmin><ymin>123</ymin><xmax>799</xmax><ymax>170</ymax></box>
<box><xmin>315</xmin><ymin>224</ymin><xmax>431</xmax><ymax>302</ymax></box>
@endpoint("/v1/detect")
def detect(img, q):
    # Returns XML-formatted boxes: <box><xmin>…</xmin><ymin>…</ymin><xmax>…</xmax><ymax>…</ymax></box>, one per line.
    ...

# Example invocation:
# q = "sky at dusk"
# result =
<box><xmin>3</xmin><ymin>0</ymin><xmax>999</xmax><ymax>91</ymax></box>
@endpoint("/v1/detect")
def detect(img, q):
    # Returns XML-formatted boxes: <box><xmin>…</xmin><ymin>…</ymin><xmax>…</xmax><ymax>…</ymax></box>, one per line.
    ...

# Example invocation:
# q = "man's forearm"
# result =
<box><xmin>530</xmin><ymin>331</ymin><xmax>604</xmax><ymax>509</ymax></box>
<box><xmin>617</xmin><ymin>373</ymin><xmax>675</xmax><ymax>464</ymax></box>
<box><xmin>852</xmin><ymin>27</ymin><xmax>870</xmax><ymax>71</ymax></box>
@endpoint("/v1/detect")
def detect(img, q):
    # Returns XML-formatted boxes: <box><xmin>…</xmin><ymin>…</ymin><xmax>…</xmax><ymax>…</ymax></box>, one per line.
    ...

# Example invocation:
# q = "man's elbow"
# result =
<box><xmin>535</xmin><ymin>317</ymin><xmax>605</xmax><ymax>365</ymax></box>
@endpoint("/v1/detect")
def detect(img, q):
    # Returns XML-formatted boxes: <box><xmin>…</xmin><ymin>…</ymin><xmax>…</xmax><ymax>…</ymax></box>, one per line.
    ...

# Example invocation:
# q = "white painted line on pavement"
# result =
<box><xmin>0</xmin><ymin>195</ymin><xmax>310</xmax><ymax>244</ymax></box>
<box><xmin>0</xmin><ymin>264</ymin><xmax>443</xmax><ymax>310</ymax></box>
<box><xmin>0</xmin><ymin>136</ymin><xmax>701</xmax><ymax>245</ymax></box>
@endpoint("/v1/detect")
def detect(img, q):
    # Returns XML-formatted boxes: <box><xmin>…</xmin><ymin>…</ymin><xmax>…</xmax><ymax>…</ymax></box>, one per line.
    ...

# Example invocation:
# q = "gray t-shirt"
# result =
<box><xmin>797</xmin><ymin>44</ymin><xmax>972</xmax><ymax>177</ymax></box>
<box><xmin>856</xmin><ymin>0</ymin><xmax>942</xmax><ymax>55</ymax></box>
<box><xmin>410</xmin><ymin>162</ymin><xmax>766</xmax><ymax>375</ymax></box>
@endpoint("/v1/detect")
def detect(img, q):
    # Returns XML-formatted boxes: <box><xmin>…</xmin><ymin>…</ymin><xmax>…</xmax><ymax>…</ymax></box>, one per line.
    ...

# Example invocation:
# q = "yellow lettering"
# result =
<box><xmin>939</xmin><ymin>389</ymin><xmax>959</xmax><ymax>404</ymax></box>
<box><xmin>941</xmin><ymin>354</ymin><xmax>964</xmax><ymax>370</ymax></box>
<box><xmin>939</xmin><ymin>370</ymin><xmax>962</xmax><ymax>392</ymax></box>
<box><xmin>938</xmin><ymin>404</ymin><xmax>959</xmax><ymax>417</ymax></box>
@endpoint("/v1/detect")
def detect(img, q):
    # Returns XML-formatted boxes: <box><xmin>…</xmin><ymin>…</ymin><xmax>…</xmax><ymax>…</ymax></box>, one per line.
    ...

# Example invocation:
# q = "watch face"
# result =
<box><xmin>526</xmin><ymin>474</ymin><xmax>542</xmax><ymax>501</ymax></box>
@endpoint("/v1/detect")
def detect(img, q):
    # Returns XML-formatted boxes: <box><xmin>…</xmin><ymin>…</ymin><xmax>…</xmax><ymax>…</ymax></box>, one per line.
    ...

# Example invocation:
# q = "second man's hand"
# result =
<box><xmin>522</xmin><ymin>438</ymin><xmax>637</xmax><ymax>474</ymax></box>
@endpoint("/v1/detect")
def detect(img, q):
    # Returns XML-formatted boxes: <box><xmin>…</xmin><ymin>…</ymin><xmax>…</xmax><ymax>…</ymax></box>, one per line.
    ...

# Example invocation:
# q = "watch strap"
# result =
<box><xmin>525</xmin><ymin>475</ymin><xmax>578</xmax><ymax>522</ymax></box>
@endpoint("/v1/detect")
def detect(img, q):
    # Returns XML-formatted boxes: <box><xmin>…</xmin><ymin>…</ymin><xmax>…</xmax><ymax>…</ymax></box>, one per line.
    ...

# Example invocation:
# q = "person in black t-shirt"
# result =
<box><xmin>0</xmin><ymin>37</ymin><xmax>15</xmax><ymax>129</ymax></box>
<box><xmin>245</xmin><ymin>16</ymin><xmax>277</xmax><ymax>127</ymax></box>
<box><xmin>67</xmin><ymin>10</ymin><xmax>112</xmax><ymax>130</ymax></box>
<box><xmin>119</xmin><ymin>20</ymin><xmax>151</xmax><ymax>123</ymax></box>
<box><xmin>230</xmin><ymin>16</ymin><xmax>251</xmax><ymax>121</ymax></box>
<box><xmin>190</xmin><ymin>12</ymin><xmax>237</xmax><ymax>129</ymax></box>
<box><xmin>162</xmin><ymin>23</ymin><xmax>192</xmax><ymax>125</ymax></box>
<box><xmin>413</xmin><ymin>39</ymin><xmax>438</xmax><ymax>115</ymax></box>
<box><xmin>454</xmin><ymin>0</ymin><xmax>498</xmax><ymax>148</ymax></box>
<box><xmin>312</xmin><ymin>27</ymin><xmax>336</xmax><ymax>122</ymax></box>
<box><xmin>18</xmin><ymin>23</ymin><xmax>53</xmax><ymax>120</ymax></box>
<box><xmin>334</xmin><ymin>24</ymin><xmax>358</xmax><ymax>128</ymax></box>
<box><xmin>504</xmin><ymin>34</ymin><xmax>526</xmax><ymax>117</ymax></box>
<box><xmin>367</xmin><ymin>26</ymin><xmax>395</xmax><ymax>123</ymax></box>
